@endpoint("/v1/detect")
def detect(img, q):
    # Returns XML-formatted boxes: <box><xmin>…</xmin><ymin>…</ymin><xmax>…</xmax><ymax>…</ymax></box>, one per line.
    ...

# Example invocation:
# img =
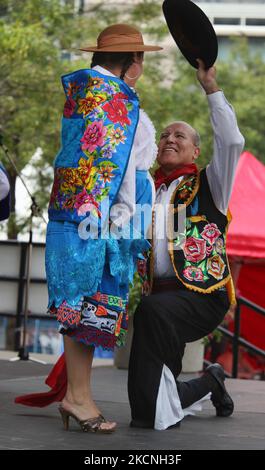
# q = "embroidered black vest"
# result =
<box><xmin>145</xmin><ymin>169</ymin><xmax>235</xmax><ymax>304</ymax></box>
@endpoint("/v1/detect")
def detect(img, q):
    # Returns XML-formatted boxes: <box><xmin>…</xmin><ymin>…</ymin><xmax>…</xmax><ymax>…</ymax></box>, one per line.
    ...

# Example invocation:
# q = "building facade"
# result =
<box><xmin>78</xmin><ymin>0</ymin><xmax>265</xmax><ymax>59</ymax></box>
<box><xmin>196</xmin><ymin>1</ymin><xmax>265</xmax><ymax>59</ymax></box>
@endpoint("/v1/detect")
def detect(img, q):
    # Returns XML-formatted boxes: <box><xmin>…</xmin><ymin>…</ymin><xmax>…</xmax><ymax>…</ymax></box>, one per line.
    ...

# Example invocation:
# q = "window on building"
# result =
<box><xmin>214</xmin><ymin>18</ymin><xmax>241</xmax><ymax>25</ymax></box>
<box><xmin>246</xmin><ymin>18</ymin><xmax>265</xmax><ymax>26</ymax></box>
<box><xmin>197</xmin><ymin>1</ymin><xmax>265</xmax><ymax>3</ymax></box>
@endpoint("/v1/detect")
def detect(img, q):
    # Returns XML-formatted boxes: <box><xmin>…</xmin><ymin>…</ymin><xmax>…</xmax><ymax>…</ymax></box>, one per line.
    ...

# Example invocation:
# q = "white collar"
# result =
<box><xmin>92</xmin><ymin>65</ymin><xmax>116</xmax><ymax>77</ymax></box>
<box><xmin>92</xmin><ymin>65</ymin><xmax>136</xmax><ymax>93</ymax></box>
<box><xmin>156</xmin><ymin>176</ymin><xmax>184</xmax><ymax>195</ymax></box>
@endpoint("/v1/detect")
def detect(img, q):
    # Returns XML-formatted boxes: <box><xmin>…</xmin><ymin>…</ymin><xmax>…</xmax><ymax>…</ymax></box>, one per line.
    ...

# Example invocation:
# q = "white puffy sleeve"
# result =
<box><xmin>206</xmin><ymin>91</ymin><xmax>245</xmax><ymax>214</ymax></box>
<box><xmin>110</xmin><ymin>147</ymin><xmax>136</xmax><ymax>225</ymax></box>
<box><xmin>0</xmin><ymin>166</ymin><xmax>10</xmax><ymax>201</ymax></box>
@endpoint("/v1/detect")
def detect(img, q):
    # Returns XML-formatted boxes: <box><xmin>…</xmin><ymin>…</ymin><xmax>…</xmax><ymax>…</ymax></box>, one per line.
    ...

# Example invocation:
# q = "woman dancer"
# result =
<box><xmin>15</xmin><ymin>24</ymin><xmax>161</xmax><ymax>433</ymax></box>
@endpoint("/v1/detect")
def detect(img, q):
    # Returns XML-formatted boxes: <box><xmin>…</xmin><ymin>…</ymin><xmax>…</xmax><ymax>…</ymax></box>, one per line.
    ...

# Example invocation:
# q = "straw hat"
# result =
<box><xmin>79</xmin><ymin>24</ymin><xmax>163</xmax><ymax>53</ymax></box>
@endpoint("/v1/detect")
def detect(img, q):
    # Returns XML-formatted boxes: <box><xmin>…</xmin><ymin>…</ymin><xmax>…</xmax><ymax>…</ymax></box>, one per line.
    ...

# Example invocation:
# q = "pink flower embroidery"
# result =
<box><xmin>63</xmin><ymin>96</ymin><xmax>77</xmax><ymax>118</ymax></box>
<box><xmin>183</xmin><ymin>237</ymin><xmax>206</xmax><ymax>263</ymax></box>
<box><xmin>73</xmin><ymin>188</ymin><xmax>90</xmax><ymax>209</ymax></box>
<box><xmin>73</xmin><ymin>188</ymin><xmax>100</xmax><ymax>217</ymax></box>
<box><xmin>80</xmin><ymin>121</ymin><xmax>107</xmax><ymax>152</ymax></box>
<box><xmin>201</xmin><ymin>223</ymin><xmax>221</xmax><ymax>246</ymax></box>
<box><xmin>183</xmin><ymin>266</ymin><xmax>204</xmax><ymax>282</ymax></box>
<box><xmin>77</xmin><ymin>202</ymin><xmax>95</xmax><ymax>216</ymax></box>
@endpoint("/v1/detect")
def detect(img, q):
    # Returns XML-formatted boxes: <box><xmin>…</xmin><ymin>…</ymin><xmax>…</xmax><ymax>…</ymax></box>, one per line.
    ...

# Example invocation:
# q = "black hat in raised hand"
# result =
<box><xmin>162</xmin><ymin>0</ymin><xmax>218</xmax><ymax>69</ymax></box>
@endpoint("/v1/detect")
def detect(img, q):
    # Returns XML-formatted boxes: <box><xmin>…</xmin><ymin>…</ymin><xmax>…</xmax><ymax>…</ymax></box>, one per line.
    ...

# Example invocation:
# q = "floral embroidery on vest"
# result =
<box><xmin>181</xmin><ymin>222</ymin><xmax>227</xmax><ymax>283</ymax></box>
<box><xmin>169</xmin><ymin>170</ymin><xmax>231</xmax><ymax>294</ymax></box>
<box><xmin>173</xmin><ymin>174</ymin><xmax>199</xmax><ymax>208</ymax></box>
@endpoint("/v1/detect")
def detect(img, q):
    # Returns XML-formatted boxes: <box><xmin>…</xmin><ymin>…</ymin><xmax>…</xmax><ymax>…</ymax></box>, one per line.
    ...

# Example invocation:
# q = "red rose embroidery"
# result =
<box><xmin>183</xmin><ymin>237</ymin><xmax>206</xmax><ymax>263</ymax></box>
<box><xmin>201</xmin><ymin>223</ymin><xmax>221</xmax><ymax>245</ymax></box>
<box><xmin>63</xmin><ymin>96</ymin><xmax>77</xmax><ymax>118</ymax></box>
<box><xmin>183</xmin><ymin>266</ymin><xmax>204</xmax><ymax>282</ymax></box>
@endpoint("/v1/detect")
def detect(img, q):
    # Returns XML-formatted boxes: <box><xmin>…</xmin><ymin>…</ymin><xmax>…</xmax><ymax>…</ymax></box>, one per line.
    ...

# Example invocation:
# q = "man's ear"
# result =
<box><xmin>193</xmin><ymin>147</ymin><xmax>200</xmax><ymax>161</ymax></box>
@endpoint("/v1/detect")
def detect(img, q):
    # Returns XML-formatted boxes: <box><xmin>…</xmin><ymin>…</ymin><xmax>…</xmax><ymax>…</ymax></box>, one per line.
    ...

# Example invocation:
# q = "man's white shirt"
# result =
<box><xmin>154</xmin><ymin>91</ymin><xmax>245</xmax><ymax>279</ymax></box>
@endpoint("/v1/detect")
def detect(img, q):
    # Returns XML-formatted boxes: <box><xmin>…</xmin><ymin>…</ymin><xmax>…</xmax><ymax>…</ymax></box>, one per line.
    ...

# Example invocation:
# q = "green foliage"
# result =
<box><xmin>138</xmin><ymin>41</ymin><xmax>265</xmax><ymax>169</ymax></box>
<box><xmin>130</xmin><ymin>0</ymin><xmax>161</xmax><ymax>25</ymax></box>
<box><xmin>0</xmin><ymin>0</ymin><xmax>120</xmax><ymax>237</ymax></box>
<box><xmin>221</xmin><ymin>38</ymin><xmax>265</xmax><ymax>162</ymax></box>
<box><xmin>1</xmin><ymin>0</ymin><xmax>265</xmax><ymax>239</ymax></box>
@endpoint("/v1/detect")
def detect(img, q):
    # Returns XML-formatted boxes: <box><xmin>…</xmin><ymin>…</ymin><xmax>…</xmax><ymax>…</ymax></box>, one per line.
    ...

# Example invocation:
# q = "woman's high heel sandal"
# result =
<box><xmin>58</xmin><ymin>405</ymin><xmax>116</xmax><ymax>433</ymax></box>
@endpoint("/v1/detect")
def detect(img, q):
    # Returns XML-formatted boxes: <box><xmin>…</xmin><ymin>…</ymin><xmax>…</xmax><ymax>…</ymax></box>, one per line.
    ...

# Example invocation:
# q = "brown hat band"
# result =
<box><xmin>98</xmin><ymin>33</ymin><xmax>144</xmax><ymax>49</ymax></box>
<box><xmin>79</xmin><ymin>24</ymin><xmax>163</xmax><ymax>52</ymax></box>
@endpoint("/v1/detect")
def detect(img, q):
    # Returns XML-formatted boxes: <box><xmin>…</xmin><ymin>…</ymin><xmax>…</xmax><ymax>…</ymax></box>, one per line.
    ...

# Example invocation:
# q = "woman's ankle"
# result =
<box><xmin>63</xmin><ymin>393</ymin><xmax>97</xmax><ymax>409</ymax></box>
<box><xmin>64</xmin><ymin>385</ymin><xmax>89</xmax><ymax>404</ymax></box>
<box><xmin>62</xmin><ymin>396</ymin><xmax>102</xmax><ymax>420</ymax></box>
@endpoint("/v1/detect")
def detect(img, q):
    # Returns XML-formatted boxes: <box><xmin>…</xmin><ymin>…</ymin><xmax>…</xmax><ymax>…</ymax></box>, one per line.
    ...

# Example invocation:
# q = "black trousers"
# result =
<box><xmin>128</xmin><ymin>288</ymin><xmax>230</xmax><ymax>428</ymax></box>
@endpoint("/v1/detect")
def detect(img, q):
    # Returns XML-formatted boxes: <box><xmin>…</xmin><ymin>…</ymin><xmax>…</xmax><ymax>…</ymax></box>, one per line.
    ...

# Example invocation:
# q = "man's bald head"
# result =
<box><xmin>165</xmin><ymin>121</ymin><xmax>201</xmax><ymax>147</ymax></box>
<box><xmin>157</xmin><ymin>121</ymin><xmax>201</xmax><ymax>174</ymax></box>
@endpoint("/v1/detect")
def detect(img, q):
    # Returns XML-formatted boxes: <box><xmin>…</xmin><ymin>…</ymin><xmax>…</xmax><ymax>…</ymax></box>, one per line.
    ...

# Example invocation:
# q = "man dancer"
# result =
<box><xmin>128</xmin><ymin>59</ymin><xmax>245</xmax><ymax>430</ymax></box>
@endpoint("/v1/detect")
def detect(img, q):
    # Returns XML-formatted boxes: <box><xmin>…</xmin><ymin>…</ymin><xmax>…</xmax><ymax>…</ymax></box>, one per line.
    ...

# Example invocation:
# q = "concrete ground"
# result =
<box><xmin>0</xmin><ymin>353</ymin><xmax>264</xmax><ymax>450</ymax></box>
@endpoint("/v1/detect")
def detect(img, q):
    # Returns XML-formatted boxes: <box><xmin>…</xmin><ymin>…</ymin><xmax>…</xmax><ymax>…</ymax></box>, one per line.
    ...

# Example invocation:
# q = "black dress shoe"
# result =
<box><xmin>130</xmin><ymin>419</ymin><xmax>154</xmax><ymax>428</ymax></box>
<box><xmin>205</xmin><ymin>363</ymin><xmax>234</xmax><ymax>417</ymax></box>
<box><xmin>130</xmin><ymin>419</ymin><xmax>181</xmax><ymax>430</ymax></box>
<box><xmin>167</xmin><ymin>421</ymin><xmax>181</xmax><ymax>430</ymax></box>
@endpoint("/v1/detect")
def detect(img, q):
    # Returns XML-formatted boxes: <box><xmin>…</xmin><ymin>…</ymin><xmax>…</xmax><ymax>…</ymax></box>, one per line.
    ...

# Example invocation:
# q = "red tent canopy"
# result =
<box><xmin>227</xmin><ymin>151</ymin><xmax>265</xmax><ymax>259</ymax></box>
<box><xmin>220</xmin><ymin>152</ymin><xmax>265</xmax><ymax>373</ymax></box>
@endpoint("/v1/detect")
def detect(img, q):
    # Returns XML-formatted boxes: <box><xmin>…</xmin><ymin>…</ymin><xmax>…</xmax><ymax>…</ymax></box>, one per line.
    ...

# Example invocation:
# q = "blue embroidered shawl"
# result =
<box><xmin>48</xmin><ymin>68</ymin><xmax>139</xmax><ymax>227</ymax></box>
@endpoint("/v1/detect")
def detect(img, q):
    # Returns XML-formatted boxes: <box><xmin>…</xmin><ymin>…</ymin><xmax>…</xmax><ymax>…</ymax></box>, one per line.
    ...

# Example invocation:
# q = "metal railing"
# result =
<box><xmin>1</xmin><ymin>241</ymin><xmax>265</xmax><ymax>374</ymax></box>
<box><xmin>0</xmin><ymin>240</ymin><xmax>47</xmax><ymax>350</ymax></box>
<box><xmin>217</xmin><ymin>296</ymin><xmax>265</xmax><ymax>378</ymax></box>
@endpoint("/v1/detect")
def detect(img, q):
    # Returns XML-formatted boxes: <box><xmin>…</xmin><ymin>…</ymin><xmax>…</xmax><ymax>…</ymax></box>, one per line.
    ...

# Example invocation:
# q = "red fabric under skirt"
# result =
<box><xmin>15</xmin><ymin>353</ymin><xmax>67</xmax><ymax>407</ymax></box>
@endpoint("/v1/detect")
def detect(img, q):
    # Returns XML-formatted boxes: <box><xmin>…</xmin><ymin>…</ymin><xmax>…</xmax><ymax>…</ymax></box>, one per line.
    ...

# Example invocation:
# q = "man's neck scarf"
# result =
<box><xmin>154</xmin><ymin>163</ymin><xmax>198</xmax><ymax>190</ymax></box>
